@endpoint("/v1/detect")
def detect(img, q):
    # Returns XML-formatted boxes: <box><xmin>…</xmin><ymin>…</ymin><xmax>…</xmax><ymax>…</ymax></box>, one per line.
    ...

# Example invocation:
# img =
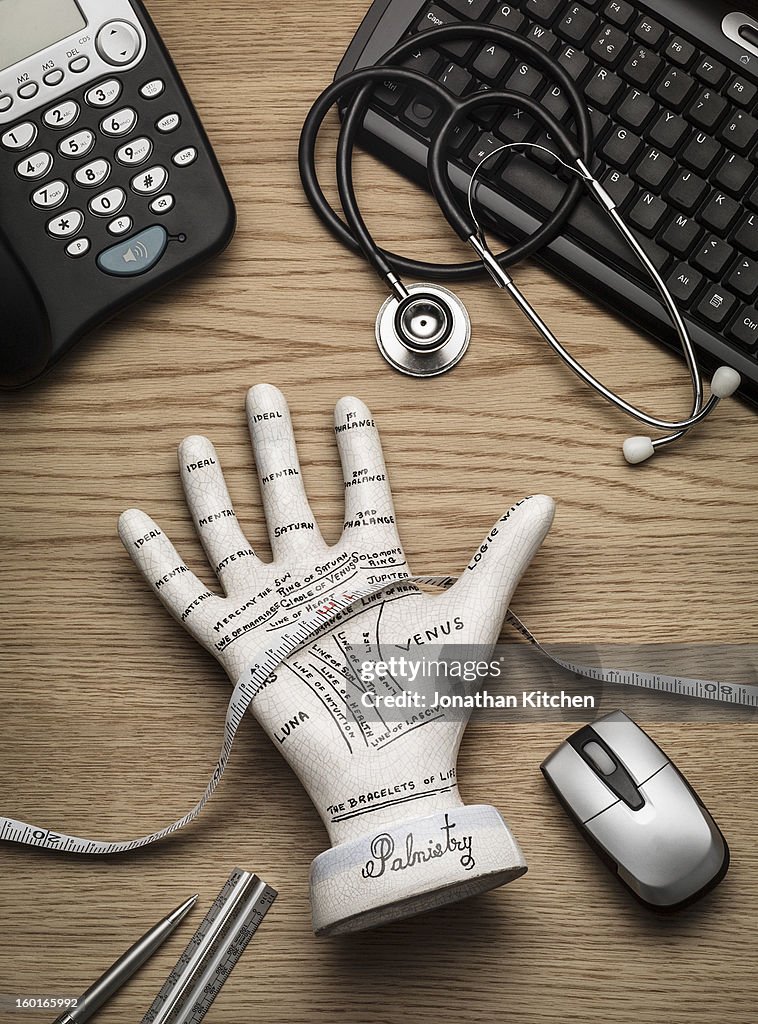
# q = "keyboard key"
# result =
<box><xmin>601</xmin><ymin>167</ymin><xmax>636</xmax><ymax>205</ymax></box>
<box><xmin>506</xmin><ymin>63</ymin><xmax>545</xmax><ymax>97</ymax></box>
<box><xmin>727</xmin><ymin>256</ymin><xmax>758</xmax><ymax>299</ymax></box>
<box><xmin>438</xmin><ymin>62</ymin><xmax>473</xmax><ymax>95</ymax></box>
<box><xmin>413</xmin><ymin>6</ymin><xmax>472</xmax><ymax>59</ymax></box>
<box><xmin>542</xmin><ymin>84</ymin><xmax>570</xmax><ymax>121</ymax></box>
<box><xmin>629</xmin><ymin>190</ymin><xmax>667</xmax><ymax>232</ymax></box>
<box><xmin>633</xmin><ymin>15</ymin><xmax>664</xmax><ymax>48</ymax></box>
<box><xmin>661</xmin><ymin>212</ymin><xmax>701</xmax><ymax>254</ymax></box>
<box><xmin>585</xmin><ymin>67</ymin><xmax>624</xmax><ymax>109</ymax></box>
<box><xmin>445</xmin><ymin>0</ymin><xmax>489</xmax><ymax>16</ymax></box>
<box><xmin>687</xmin><ymin>88</ymin><xmax>727</xmax><ymax>131</ymax></box>
<box><xmin>719</xmin><ymin>110</ymin><xmax>758</xmax><ymax>154</ymax></box>
<box><xmin>604</xmin><ymin>0</ymin><xmax>635</xmax><ymax>29</ymax></box>
<box><xmin>526</xmin><ymin>0</ymin><xmax>563</xmax><ymax>24</ymax></box>
<box><xmin>527</xmin><ymin>23</ymin><xmax>560</xmax><ymax>53</ymax></box>
<box><xmin>403</xmin><ymin>47</ymin><xmax>439</xmax><ymax>76</ymax></box>
<box><xmin>616</xmin><ymin>87</ymin><xmax>655</xmax><ymax>129</ymax></box>
<box><xmin>473</xmin><ymin>44</ymin><xmax>511</xmax><ymax>81</ymax></box>
<box><xmin>633</xmin><ymin>147</ymin><xmax>674</xmax><ymax>188</ymax></box>
<box><xmin>623</xmin><ymin>45</ymin><xmax>661</xmax><ymax>87</ymax></box>
<box><xmin>728</xmin><ymin>307</ymin><xmax>758</xmax><ymax>349</ymax></box>
<box><xmin>557</xmin><ymin>44</ymin><xmax>590</xmax><ymax>80</ymax></box>
<box><xmin>402</xmin><ymin>94</ymin><xmax>439</xmax><ymax>134</ymax></box>
<box><xmin>664</xmin><ymin>36</ymin><xmax>696</xmax><ymax>68</ymax></box>
<box><xmin>601</xmin><ymin>125</ymin><xmax>642</xmax><ymax>169</ymax></box>
<box><xmin>498</xmin><ymin>106</ymin><xmax>536</xmax><ymax>142</ymax></box>
<box><xmin>373</xmin><ymin>78</ymin><xmax>406</xmax><ymax>112</ymax></box>
<box><xmin>695</xmin><ymin>56</ymin><xmax>727</xmax><ymax>88</ymax></box>
<box><xmin>699</xmin><ymin>191</ymin><xmax>741</xmax><ymax>233</ymax></box>
<box><xmin>681</xmin><ymin>131</ymin><xmax>721</xmax><ymax>173</ymax></box>
<box><xmin>558</xmin><ymin>4</ymin><xmax>597</xmax><ymax>45</ymax></box>
<box><xmin>468</xmin><ymin>132</ymin><xmax>504</xmax><ymax>169</ymax></box>
<box><xmin>695</xmin><ymin>284</ymin><xmax>736</xmax><ymax>326</ymax></box>
<box><xmin>714</xmin><ymin>152</ymin><xmax>753</xmax><ymax>194</ymax></box>
<box><xmin>725</xmin><ymin>75</ymin><xmax>757</xmax><ymax>108</ymax></box>
<box><xmin>667</xmin><ymin>262</ymin><xmax>703</xmax><ymax>306</ymax></box>
<box><xmin>489</xmin><ymin>4</ymin><xmax>525</xmax><ymax>31</ymax></box>
<box><xmin>649</xmin><ymin>110</ymin><xmax>687</xmax><ymax>151</ymax></box>
<box><xmin>693</xmin><ymin>235</ymin><xmax>734</xmax><ymax>276</ymax></box>
<box><xmin>590</xmin><ymin>23</ymin><xmax>630</xmax><ymax>68</ymax></box>
<box><xmin>667</xmin><ymin>168</ymin><xmax>708</xmax><ymax>212</ymax></box>
<box><xmin>733</xmin><ymin>211</ymin><xmax>758</xmax><ymax>255</ymax></box>
<box><xmin>653</xmin><ymin>68</ymin><xmax>695</xmax><ymax>111</ymax></box>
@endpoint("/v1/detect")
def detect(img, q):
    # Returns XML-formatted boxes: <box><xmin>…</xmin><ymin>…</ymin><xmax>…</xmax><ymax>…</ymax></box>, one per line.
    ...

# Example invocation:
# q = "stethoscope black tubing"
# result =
<box><xmin>298</xmin><ymin>24</ymin><xmax>593</xmax><ymax>282</ymax></box>
<box><xmin>427</xmin><ymin>89</ymin><xmax>582</xmax><ymax>241</ymax></box>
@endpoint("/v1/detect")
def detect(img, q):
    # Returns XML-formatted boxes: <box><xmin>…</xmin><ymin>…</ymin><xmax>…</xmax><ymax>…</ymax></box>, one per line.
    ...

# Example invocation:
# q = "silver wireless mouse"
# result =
<box><xmin>541</xmin><ymin>710</ymin><xmax>729</xmax><ymax>910</ymax></box>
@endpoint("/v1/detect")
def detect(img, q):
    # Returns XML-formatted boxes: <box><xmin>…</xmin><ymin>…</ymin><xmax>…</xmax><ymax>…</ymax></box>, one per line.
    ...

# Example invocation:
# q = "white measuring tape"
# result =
<box><xmin>1</xmin><ymin>576</ymin><xmax>755</xmax><ymax>855</ymax></box>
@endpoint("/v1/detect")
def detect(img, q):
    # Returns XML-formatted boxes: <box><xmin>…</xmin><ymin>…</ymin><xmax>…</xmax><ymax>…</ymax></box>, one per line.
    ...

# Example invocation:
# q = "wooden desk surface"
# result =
<box><xmin>1</xmin><ymin>2</ymin><xmax>757</xmax><ymax>1021</ymax></box>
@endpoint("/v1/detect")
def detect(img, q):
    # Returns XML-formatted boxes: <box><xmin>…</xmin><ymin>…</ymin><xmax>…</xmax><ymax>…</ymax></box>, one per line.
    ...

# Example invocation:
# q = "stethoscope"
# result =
<box><xmin>299</xmin><ymin>25</ymin><xmax>741</xmax><ymax>464</ymax></box>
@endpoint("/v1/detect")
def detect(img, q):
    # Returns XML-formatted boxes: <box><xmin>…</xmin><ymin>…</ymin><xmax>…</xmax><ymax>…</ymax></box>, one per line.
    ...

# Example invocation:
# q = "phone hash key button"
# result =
<box><xmin>131</xmin><ymin>165</ymin><xmax>168</xmax><ymax>194</ymax></box>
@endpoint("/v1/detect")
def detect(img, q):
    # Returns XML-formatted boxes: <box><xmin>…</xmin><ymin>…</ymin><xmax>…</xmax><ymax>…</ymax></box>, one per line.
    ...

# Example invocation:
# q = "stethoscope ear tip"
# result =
<box><xmin>623</xmin><ymin>437</ymin><xmax>656</xmax><ymax>465</ymax></box>
<box><xmin>711</xmin><ymin>366</ymin><xmax>741</xmax><ymax>399</ymax></box>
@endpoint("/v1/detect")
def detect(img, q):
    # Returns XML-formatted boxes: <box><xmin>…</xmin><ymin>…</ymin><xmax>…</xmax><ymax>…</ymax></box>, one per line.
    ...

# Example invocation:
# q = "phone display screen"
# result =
<box><xmin>0</xmin><ymin>0</ymin><xmax>86</xmax><ymax>71</ymax></box>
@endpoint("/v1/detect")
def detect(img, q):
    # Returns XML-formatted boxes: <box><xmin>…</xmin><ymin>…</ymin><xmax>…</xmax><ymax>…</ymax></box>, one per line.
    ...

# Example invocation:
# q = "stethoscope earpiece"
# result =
<box><xmin>375</xmin><ymin>283</ymin><xmax>470</xmax><ymax>377</ymax></box>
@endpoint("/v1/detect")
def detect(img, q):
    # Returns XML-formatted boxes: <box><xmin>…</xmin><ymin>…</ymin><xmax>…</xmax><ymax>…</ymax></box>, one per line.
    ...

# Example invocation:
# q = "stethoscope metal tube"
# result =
<box><xmin>298</xmin><ymin>24</ymin><xmax>741</xmax><ymax>464</ymax></box>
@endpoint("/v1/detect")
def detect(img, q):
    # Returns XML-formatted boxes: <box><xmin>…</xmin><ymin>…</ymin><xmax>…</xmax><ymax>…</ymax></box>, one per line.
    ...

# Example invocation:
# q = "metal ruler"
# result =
<box><xmin>141</xmin><ymin>869</ymin><xmax>276</xmax><ymax>1024</ymax></box>
<box><xmin>1</xmin><ymin>576</ymin><xmax>756</xmax><ymax>858</ymax></box>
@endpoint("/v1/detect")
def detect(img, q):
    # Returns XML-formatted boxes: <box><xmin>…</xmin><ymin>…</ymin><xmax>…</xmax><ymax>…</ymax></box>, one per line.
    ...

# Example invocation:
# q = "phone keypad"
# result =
<box><xmin>42</xmin><ymin>100</ymin><xmax>79</xmax><ymax>130</ymax></box>
<box><xmin>85</xmin><ymin>80</ymin><xmax>122</xmax><ymax>108</ymax></box>
<box><xmin>16</xmin><ymin>150</ymin><xmax>52</xmax><ymax>179</ymax></box>
<box><xmin>31</xmin><ymin>180</ymin><xmax>68</xmax><ymax>209</ymax></box>
<box><xmin>47</xmin><ymin>209</ymin><xmax>84</xmax><ymax>238</ymax></box>
<box><xmin>58</xmin><ymin>129</ymin><xmax>95</xmax><ymax>160</ymax></box>
<box><xmin>74</xmin><ymin>158</ymin><xmax>110</xmax><ymax>188</ymax></box>
<box><xmin>101</xmin><ymin>107</ymin><xmax>138</xmax><ymax>138</ymax></box>
<box><xmin>5</xmin><ymin>71</ymin><xmax>196</xmax><ymax>266</ymax></box>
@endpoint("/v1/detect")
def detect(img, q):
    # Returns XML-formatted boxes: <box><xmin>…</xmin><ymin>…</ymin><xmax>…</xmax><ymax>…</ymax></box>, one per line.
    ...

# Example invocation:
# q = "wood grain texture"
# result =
<box><xmin>1</xmin><ymin>2</ymin><xmax>757</xmax><ymax>1021</ymax></box>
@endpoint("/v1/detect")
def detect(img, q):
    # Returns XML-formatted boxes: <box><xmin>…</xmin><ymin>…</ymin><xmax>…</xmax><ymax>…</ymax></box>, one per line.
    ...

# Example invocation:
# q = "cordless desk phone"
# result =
<box><xmin>0</xmin><ymin>0</ymin><xmax>235</xmax><ymax>387</ymax></box>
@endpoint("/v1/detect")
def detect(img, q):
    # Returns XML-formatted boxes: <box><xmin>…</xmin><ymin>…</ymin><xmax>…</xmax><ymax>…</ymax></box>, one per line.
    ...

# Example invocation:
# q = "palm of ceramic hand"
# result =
<box><xmin>118</xmin><ymin>385</ymin><xmax>554</xmax><ymax>843</ymax></box>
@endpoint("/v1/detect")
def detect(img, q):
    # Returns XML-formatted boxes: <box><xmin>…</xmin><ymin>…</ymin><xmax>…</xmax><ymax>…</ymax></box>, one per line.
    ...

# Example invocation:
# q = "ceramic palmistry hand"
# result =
<box><xmin>118</xmin><ymin>384</ymin><xmax>555</xmax><ymax>935</ymax></box>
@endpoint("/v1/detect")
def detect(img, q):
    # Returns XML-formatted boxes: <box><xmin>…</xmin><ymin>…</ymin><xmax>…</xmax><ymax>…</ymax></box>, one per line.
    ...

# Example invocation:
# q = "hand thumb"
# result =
<box><xmin>450</xmin><ymin>494</ymin><xmax>555</xmax><ymax>630</ymax></box>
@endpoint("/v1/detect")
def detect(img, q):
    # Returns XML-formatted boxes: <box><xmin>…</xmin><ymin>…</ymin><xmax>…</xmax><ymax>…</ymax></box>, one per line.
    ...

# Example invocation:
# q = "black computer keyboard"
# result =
<box><xmin>335</xmin><ymin>0</ymin><xmax>758</xmax><ymax>404</ymax></box>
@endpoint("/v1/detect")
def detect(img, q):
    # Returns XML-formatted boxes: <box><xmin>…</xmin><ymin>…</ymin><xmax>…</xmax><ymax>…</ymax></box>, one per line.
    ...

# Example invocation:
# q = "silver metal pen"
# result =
<box><xmin>52</xmin><ymin>893</ymin><xmax>198</xmax><ymax>1024</ymax></box>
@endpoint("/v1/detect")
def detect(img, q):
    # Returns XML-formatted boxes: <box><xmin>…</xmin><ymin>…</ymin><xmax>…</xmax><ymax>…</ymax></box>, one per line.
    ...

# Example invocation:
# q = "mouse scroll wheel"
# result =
<box><xmin>582</xmin><ymin>740</ymin><xmax>617</xmax><ymax>776</ymax></box>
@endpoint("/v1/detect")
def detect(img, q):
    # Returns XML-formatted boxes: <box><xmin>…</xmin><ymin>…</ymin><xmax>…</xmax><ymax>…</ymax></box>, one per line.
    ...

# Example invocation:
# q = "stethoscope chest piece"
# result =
<box><xmin>375</xmin><ymin>282</ymin><xmax>470</xmax><ymax>377</ymax></box>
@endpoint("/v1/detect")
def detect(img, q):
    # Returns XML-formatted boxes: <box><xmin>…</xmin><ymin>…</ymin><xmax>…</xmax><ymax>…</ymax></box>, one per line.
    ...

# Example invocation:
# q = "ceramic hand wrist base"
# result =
<box><xmin>310</xmin><ymin>804</ymin><xmax>527</xmax><ymax>936</ymax></box>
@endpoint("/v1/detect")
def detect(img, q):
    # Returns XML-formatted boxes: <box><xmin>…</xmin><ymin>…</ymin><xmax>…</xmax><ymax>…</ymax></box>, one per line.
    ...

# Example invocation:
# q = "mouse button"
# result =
<box><xmin>591</xmin><ymin>713</ymin><xmax>668</xmax><ymax>784</ymax></box>
<box><xmin>541</xmin><ymin>742</ymin><xmax>619</xmax><ymax>822</ymax></box>
<box><xmin>582</xmin><ymin>740</ymin><xmax>617</xmax><ymax>775</ymax></box>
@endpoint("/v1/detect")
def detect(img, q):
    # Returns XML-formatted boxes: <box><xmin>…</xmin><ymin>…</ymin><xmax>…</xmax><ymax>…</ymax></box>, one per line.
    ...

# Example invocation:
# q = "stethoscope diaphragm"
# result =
<box><xmin>375</xmin><ymin>283</ymin><xmax>470</xmax><ymax>377</ymax></box>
